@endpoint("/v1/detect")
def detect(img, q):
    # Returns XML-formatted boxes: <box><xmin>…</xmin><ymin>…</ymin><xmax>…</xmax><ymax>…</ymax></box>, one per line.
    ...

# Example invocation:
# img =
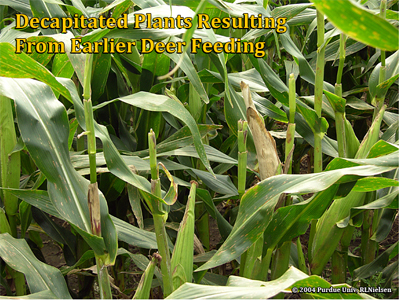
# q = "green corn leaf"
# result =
<box><xmin>171</xmin><ymin>181</ymin><xmax>197</xmax><ymax>290</ymax></box>
<box><xmin>159</xmin><ymin>162</ymin><xmax>178</xmax><ymax>206</ymax></box>
<box><xmin>375</xmin><ymin>74</ymin><xmax>399</xmax><ymax>99</ymax></box>
<box><xmin>52</xmin><ymin>53</ymin><xmax>74</xmax><ymax>79</ymax></box>
<box><xmin>127</xmin><ymin>184</ymin><xmax>144</xmax><ymax>229</ymax></box>
<box><xmin>324</xmin><ymin>90</ymin><xmax>346</xmax><ymax>113</ymax></box>
<box><xmin>311</xmin><ymin>138</ymin><xmax>397</xmax><ymax>275</ymax></box>
<box><xmin>0</xmin><ymin>43</ymin><xmax>72</xmax><ymax>102</ymax></box>
<box><xmin>196</xmin><ymin>188</ymin><xmax>232</xmax><ymax>241</ymax></box>
<box><xmin>296</xmin><ymin>103</ymin><xmax>329</xmax><ymax>135</ymax></box>
<box><xmin>371</xmin><ymin>208</ymin><xmax>398</xmax><ymax>242</ymax></box>
<box><xmin>353</xmin><ymin>242</ymin><xmax>399</xmax><ymax>281</ymax></box>
<box><xmin>31</xmin><ymin>206</ymin><xmax>77</xmax><ymax>265</ymax></box>
<box><xmin>91</xmin><ymin>51</ymin><xmax>111</xmax><ymax>101</ymax></box>
<box><xmin>2</xmin><ymin>188</ymin><xmax>160</xmax><ymax>250</ymax></box>
<box><xmin>252</xmin><ymin>92</ymin><xmax>288</xmax><ymax>123</ymax></box>
<box><xmin>133</xmin><ymin>256</ymin><xmax>158</xmax><ymax>299</ymax></box>
<box><xmin>264</xmin><ymin>185</ymin><xmax>338</xmax><ymax>252</ymax></box>
<box><xmin>141</xmin><ymin>49</ymin><xmax>170</xmax><ymax>92</ymax></box>
<box><xmin>130</xmin><ymin>124</ymin><xmax>222</xmax><ymax>157</ymax></box>
<box><xmin>337</xmin><ymin>189</ymin><xmax>399</xmax><ymax>229</ymax></box>
<box><xmin>166</xmin><ymin>37</ymin><xmax>209</xmax><ymax>104</ymax></box>
<box><xmin>196</xmin><ymin>159</ymin><xmax>396</xmax><ymax>271</ymax></box>
<box><xmin>70</xmin><ymin>151</ymin><xmax>237</xmax><ymax>196</ymax></box>
<box><xmin>351</xmin><ymin>177</ymin><xmax>398</xmax><ymax>192</ymax></box>
<box><xmin>19</xmin><ymin>36</ymin><xmax>54</xmax><ymax>66</ymax></box>
<box><xmin>192</xmin><ymin>169</ymin><xmax>238</xmax><ymax>196</ymax></box>
<box><xmin>98</xmin><ymin>0</ymin><xmax>131</xmax><ymax>18</ymax></box>
<box><xmin>204</xmin><ymin>69</ymin><xmax>268</xmax><ymax>93</ymax></box>
<box><xmin>369</xmin><ymin>51</ymin><xmax>399</xmax><ymax>99</ymax></box>
<box><xmin>168</xmin><ymin>266</ymin><xmax>371</xmax><ymax>299</ymax></box>
<box><xmin>57</xmin><ymin>77</ymin><xmax>175</xmax><ymax>206</ymax></box>
<box><xmin>0</xmin><ymin>233</ymin><xmax>72</xmax><ymax>299</ymax></box>
<box><xmin>310</xmin><ymin>0</ymin><xmax>398</xmax><ymax>51</ymax></box>
<box><xmin>112</xmin><ymin>216</ymin><xmax>160</xmax><ymax>249</ymax></box>
<box><xmin>29</xmin><ymin>0</ymin><xmax>66</xmax><ymax>35</ymax></box>
<box><xmin>311</xmin><ymin>190</ymin><xmax>365</xmax><ymax>275</ymax></box>
<box><xmin>344</xmin><ymin>118</ymin><xmax>361</xmax><ymax>159</ymax></box>
<box><xmin>300</xmin><ymin>95</ymin><xmax>335</xmax><ymax>120</ymax></box>
<box><xmin>0</xmin><ymin>95</ymin><xmax>20</xmax><ymax>237</ymax></box>
<box><xmin>116</xmin><ymin>92</ymin><xmax>214</xmax><ymax>176</ymax></box>
<box><xmin>0</xmin><ymin>290</ymin><xmax>58</xmax><ymax>299</ymax></box>
<box><xmin>117</xmin><ymin>248</ymin><xmax>163</xmax><ymax>287</ymax></box>
<box><xmin>169</xmin><ymin>267</ymin><xmax>308</xmax><ymax>299</ymax></box>
<box><xmin>0</xmin><ymin>77</ymin><xmax>118</xmax><ymax>263</ymax></box>
<box><xmin>0</xmin><ymin>207</ymin><xmax>12</xmax><ymax>235</ymax></box>
<box><xmin>60</xmin><ymin>250</ymin><xmax>95</xmax><ymax>277</ymax></box>
<box><xmin>381</xmin><ymin>261</ymin><xmax>399</xmax><ymax>290</ymax></box>
<box><xmin>356</xmin><ymin>105</ymin><xmax>386</xmax><ymax>159</ymax></box>
<box><xmin>157</xmin><ymin>145</ymin><xmax>237</xmax><ymax>164</ymax></box>
<box><xmin>280</xmin><ymin>32</ymin><xmax>335</xmax><ymax>92</ymax></box>
<box><xmin>0</xmin><ymin>0</ymin><xmax>32</xmax><ymax>16</ymax></box>
<box><xmin>249</xmin><ymin>56</ymin><xmax>339</xmax><ymax>157</ymax></box>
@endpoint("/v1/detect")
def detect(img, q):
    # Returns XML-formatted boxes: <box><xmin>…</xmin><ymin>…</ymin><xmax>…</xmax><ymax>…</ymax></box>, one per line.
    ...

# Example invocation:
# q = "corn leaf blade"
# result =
<box><xmin>0</xmin><ymin>77</ymin><xmax>117</xmax><ymax>262</ymax></box>
<box><xmin>0</xmin><ymin>233</ymin><xmax>71</xmax><ymax>299</ymax></box>
<box><xmin>311</xmin><ymin>0</ymin><xmax>398</xmax><ymax>51</ymax></box>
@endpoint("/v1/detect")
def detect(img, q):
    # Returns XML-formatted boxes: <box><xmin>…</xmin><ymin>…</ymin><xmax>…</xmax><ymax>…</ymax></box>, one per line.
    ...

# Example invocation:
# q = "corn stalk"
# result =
<box><xmin>82</xmin><ymin>54</ymin><xmax>112</xmax><ymax>299</ymax></box>
<box><xmin>0</xmin><ymin>95</ymin><xmax>25</xmax><ymax>296</ymax></box>
<box><xmin>308</xmin><ymin>9</ymin><xmax>326</xmax><ymax>262</ymax></box>
<box><xmin>148</xmin><ymin>129</ymin><xmax>173</xmax><ymax>297</ymax></box>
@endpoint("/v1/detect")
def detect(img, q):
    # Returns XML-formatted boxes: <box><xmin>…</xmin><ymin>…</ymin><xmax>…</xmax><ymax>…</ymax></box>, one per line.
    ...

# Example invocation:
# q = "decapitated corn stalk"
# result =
<box><xmin>82</xmin><ymin>53</ymin><xmax>113</xmax><ymax>299</ymax></box>
<box><xmin>271</xmin><ymin>73</ymin><xmax>297</xmax><ymax>282</ymax></box>
<box><xmin>308</xmin><ymin>8</ymin><xmax>326</xmax><ymax>263</ymax></box>
<box><xmin>148</xmin><ymin>129</ymin><xmax>173</xmax><ymax>297</ymax></box>
<box><xmin>239</xmin><ymin>82</ymin><xmax>281</xmax><ymax>280</ymax></box>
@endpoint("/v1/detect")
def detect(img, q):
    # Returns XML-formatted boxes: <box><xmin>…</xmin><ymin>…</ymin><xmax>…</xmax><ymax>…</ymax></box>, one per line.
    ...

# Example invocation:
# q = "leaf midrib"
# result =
<box><xmin>15</xmin><ymin>79</ymin><xmax>91</xmax><ymax>232</ymax></box>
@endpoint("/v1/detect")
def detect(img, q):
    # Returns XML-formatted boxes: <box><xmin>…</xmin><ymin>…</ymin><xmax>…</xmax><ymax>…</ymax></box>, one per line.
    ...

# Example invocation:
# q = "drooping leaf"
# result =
<box><xmin>167</xmin><ymin>36</ymin><xmax>209</xmax><ymax>104</ymax></box>
<box><xmin>0</xmin><ymin>233</ymin><xmax>72</xmax><ymax>299</ymax></box>
<box><xmin>3</xmin><ymin>188</ymin><xmax>160</xmax><ymax>249</ymax></box>
<box><xmin>353</xmin><ymin>242</ymin><xmax>399</xmax><ymax>281</ymax></box>
<box><xmin>0</xmin><ymin>43</ymin><xmax>72</xmax><ymax>102</ymax></box>
<box><xmin>197</xmin><ymin>158</ymin><xmax>396</xmax><ymax>271</ymax></box>
<box><xmin>29</xmin><ymin>0</ymin><xmax>67</xmax><ymax>35</ymax></box>
<box><xmin>0</xmin><ymin>77</ymin><xmax>117</xmax><ymax>263</ymax></box>
<box><xmin>249</xmin><ymin>56</ymin><xmax>338</xmax><ymax>157</ymax></box>
<box><xmin>0</xmin><ymin>0</ymin><xmax>32</xmax><ymax>15</ymax></box>
<box><xmin>117</xmin><ymin>248</ymin><xmax>163</xmax><ymax>287</ymax></box>
<box><xmin>311</xmin><ymin>0</ymin><xmax>398</xmax><ymax>51</ymax></box>
<box><xmin>264</xmin><ymin>185</ymin><xmax>338</xmax><ymax>252</ymax></box>
<box><xmin>168</xmin><ymin>266</ymin><xmax>371</xmax><ymax>299</ymax></box>
<box><xmin>369</xmin><ymin>51</ymin><xmax>399</xmax><ymax>99</ymax></box>
<box><xmin>117</xmin><ymin>92</ymin><xmax>214</xmax><ymax>175</ymax></box>
<box><xmin>31</xmin><ymin>206</ymin><xmax>77</xmax><ymax>265</ymax></box>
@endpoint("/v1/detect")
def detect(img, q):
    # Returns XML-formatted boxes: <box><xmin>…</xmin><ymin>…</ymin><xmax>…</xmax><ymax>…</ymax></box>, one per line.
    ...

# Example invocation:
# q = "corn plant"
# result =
<box><xmin>0</xmin><ymin>0</ymin><xmax>398</xmax><ymax>299</ymax></box>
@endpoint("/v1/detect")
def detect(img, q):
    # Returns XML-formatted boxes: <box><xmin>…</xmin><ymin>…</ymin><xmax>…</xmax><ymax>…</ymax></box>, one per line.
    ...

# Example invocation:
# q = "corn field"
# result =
<box><xmin>0</xmin><ymin>0</ymin><xmax>399</xmax><ymax>299</ymax></box>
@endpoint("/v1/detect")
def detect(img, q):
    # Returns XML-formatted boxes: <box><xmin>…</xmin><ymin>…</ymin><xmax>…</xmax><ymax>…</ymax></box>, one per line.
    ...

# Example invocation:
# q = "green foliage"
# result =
<box><xmin>0</xmin><ymin>0</ymin><xmax>398</xmax><ymax>299</ymax></box>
